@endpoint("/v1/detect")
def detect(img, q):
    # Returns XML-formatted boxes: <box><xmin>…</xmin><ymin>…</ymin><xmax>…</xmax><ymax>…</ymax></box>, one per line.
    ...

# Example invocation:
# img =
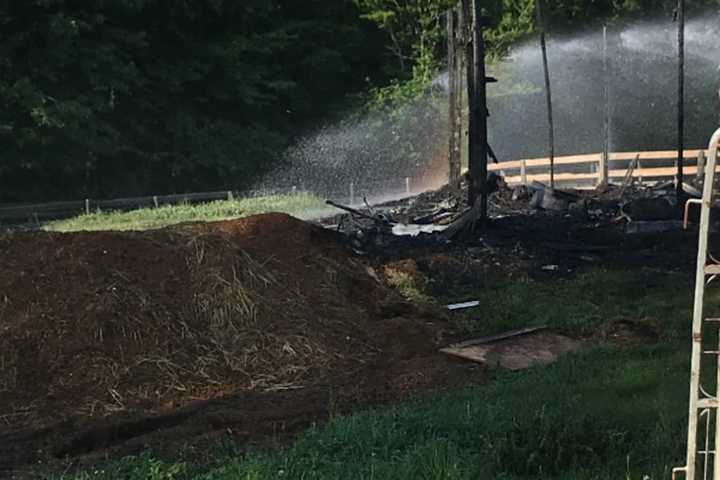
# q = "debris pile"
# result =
<box><xmin>323</xmin><ymin>173</ymin><xmax>695</xmax><ymax>248</ymax></box>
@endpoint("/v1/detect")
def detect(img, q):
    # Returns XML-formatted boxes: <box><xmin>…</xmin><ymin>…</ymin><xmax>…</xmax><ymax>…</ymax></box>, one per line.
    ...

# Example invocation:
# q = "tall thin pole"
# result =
<box><xmin>677</xmin><ymin>0</ymin><xmax>685</xmax><ymax>199</ymax></box>
<box><xmin>476</xmin><ymin>1</ymin><xmax>488</xmax><ymax>220</ymax></box>
<box><xmin>447</xmin><ymin>8</ymin><xmax>460</xmax><ymax>184</ymax></box>
<box><xmin>457</xmin><ymin>1</ymin><xmax>468</xmax><ymax>176</ymax></box>
<box><xmin>601</xmin><ymin>25</ymin><xmax>610</xmax><ymax>185</ymax></box>
<box><xmin>463</xmin><ymin>0</ymin><xmax>476</xmax><ymax>207</ymax></box>
<box><xmin>535</xmin><ymin>0</ymin><xmax>555</xmax><ymax>189</ymax></box>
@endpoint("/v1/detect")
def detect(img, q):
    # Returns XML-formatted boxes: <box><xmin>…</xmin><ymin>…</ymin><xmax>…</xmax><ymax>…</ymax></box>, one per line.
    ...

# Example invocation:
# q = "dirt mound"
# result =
<box><xmin>0</xmin><ymin>213</ymin><xmax>438</xmax><ymax>434</ymax></box>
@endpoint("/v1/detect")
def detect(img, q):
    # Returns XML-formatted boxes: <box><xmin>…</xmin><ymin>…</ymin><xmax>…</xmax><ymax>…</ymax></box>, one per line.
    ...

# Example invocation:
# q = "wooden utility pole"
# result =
<box><xmin>535</xmin><ymin>0</ymin><xmax>555</xmax><ymax>189</ymax></box>
<box><xmin>677</xmin><ymin>0</ymin><xmax>685</xmax><ymax>200</ymax></box>
<box><xmin>447</xmin><ymin>8</ymin><xmax>461</xmax><ymax>184</ymax></box>
<box><xmin>467</xmin><ymin>0</ymin><xmax>489</xmax><ymax>220</ymax></box>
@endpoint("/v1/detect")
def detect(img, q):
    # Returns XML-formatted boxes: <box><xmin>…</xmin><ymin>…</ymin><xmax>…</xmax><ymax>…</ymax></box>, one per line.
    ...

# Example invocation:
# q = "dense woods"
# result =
<box><xmin>0</xmin><ymin>1</ymin><xmax>389</xmax><ymax>201</ymax></box>
<box><xmin>0</xmin><ymin>0</ymin><xmax>718</xmax><ymax>202</ymax></box>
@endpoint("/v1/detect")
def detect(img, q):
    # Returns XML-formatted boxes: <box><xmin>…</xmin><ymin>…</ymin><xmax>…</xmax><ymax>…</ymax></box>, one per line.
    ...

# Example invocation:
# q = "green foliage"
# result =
<box><xmin>0</xmin><ymin>0</ymin><xmax>389</xmax><ymax>202</ymax></box>
<box><xmin>4</xmin><ymin>0</ymin><xmax>720</xmax><ymax>203</ymax></box>
<box><xmin>483</xmin><ymin>0</ymin><xmax>536</xmax><ymax>56</ymax></box>
<box><xmin>447</xmin><ymin>269</ymin><xmax>697</xmax><ymax>339</ymax></box>
<box><xmin>69</xmin><ymin>453</ymin><xmax>187</xmax><ymax>480</ymax></box>
<box><xmin>44</xmin><ymin>193</ymin><xmax>328</xmax><ymax>232</ymax></box>
<box><xmin>355</xmin><ymin>0</ymin><xmax>456</xmax><ymax>76</ymax></box>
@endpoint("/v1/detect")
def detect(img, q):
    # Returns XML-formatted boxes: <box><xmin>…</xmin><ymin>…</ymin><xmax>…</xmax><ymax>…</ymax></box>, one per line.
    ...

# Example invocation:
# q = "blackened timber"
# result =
<box><xmin>468</xmin><ymin>0</ymin><xmax>489</xmax><ymax>220</ymax></box>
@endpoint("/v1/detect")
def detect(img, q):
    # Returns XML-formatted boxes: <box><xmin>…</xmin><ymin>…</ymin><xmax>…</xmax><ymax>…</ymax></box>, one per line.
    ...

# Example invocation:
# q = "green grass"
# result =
<box><xmin>44</xmin><ymin>193</ymin><xmax>330</xmax><ymax>232</ymax></box>
<box><xmin>62</xmin><ymin>347</ymin><xmax>690</xmax><ymax>480</ymax></box>
<box><xmin>447</xmin><ymin>269</ymin><xmax>703</xmax><ymax>340</ymax></box>
<box><xmin>54</xmin><ymin>269</ymin><xmax>701</xmax><ymax>479</ymax></box>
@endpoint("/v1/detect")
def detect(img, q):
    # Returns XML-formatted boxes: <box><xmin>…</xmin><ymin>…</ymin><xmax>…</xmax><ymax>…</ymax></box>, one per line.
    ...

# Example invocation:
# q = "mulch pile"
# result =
<box><xmin>0</xmin><ymin>213</ymin><xmax>441</xmax><ymax>434</ymax></box>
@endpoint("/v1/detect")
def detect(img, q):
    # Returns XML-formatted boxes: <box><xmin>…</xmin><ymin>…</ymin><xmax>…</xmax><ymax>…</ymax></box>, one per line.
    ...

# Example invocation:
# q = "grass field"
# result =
<box><xmin>55</xmin><ymin>269</ymin><xmax>704</xmax><ymax>480</ymax></box>
<box><xmin>44</xmin><ymin>193</ymin><xmax>330</xmax><ymax>232</ymax></box>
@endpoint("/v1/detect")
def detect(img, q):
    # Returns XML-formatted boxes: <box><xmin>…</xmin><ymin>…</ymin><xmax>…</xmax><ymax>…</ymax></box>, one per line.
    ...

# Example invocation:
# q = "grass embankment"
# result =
<box><xmin>62</xmin><ymin>270</ymin><xmax>708</xmax><ymax>479</ymax></box>
<box><xmin>45</xmin><ymin>193</ymin><xmax>329</xmax><ymax>232</ymax></box>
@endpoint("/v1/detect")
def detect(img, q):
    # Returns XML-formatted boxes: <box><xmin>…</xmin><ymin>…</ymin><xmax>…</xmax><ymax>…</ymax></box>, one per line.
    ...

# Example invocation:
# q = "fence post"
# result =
<box><xmin>520</xmin><ymin>160</ymin><xmax>527</xmax><ymax>186</ymax></box>
<box><xmin>84</xmin><ymin>199</ymin><xmax>90</xmax><ymax>215</ymax></box>
<box><xmin>405</xmin><ymin>177</ymin><xmax>411</xmax><ymax>194</ymax></box>
<box><xmin>598</xmin><ymin>153</ymin><xmax>608</xmax><ymax>186</ymax></box>
<box><xmin>153</xmin><ymin>195</ymin><xmax>159</xmax><ymax>208</ymax></box>
<box><xmin>638</xmin><ymin>159</ymin><xmax>643</xmax><ymax>184</ymax></box>
<box><xmin>227</xmin><ymin>191</ymin><xmax>234</xmax><ymax>201</ymax></box>
<box><xmin>697</xmin><ymin>150</ymin><xmax>706</xmax><ymax>183</ymax></box>
<box><xmin>349</xmin><ymin>181</ymin><xmax>355</xmax><ymax>205</ymax></box>
<box><xmin>601</xmin><ymin>25</ymin><xmax>611</xmax><ymax>187</ymax></box>
<box><xmin>292</xmin><ymin>186</ymin><xmax>297</xmax><ymax>195</ymax></box>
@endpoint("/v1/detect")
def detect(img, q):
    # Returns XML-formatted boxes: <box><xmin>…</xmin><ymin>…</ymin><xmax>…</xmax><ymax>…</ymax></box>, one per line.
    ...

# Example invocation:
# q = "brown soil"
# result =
<box><xmin>0</xmin><ymin>213</ymin><xmax>482</xmax><ymax>474</ymax></box>
<box><xmin>0</xmin><ymin>207</ymin><xmax>700</xmax><ymax>477</ymax></box>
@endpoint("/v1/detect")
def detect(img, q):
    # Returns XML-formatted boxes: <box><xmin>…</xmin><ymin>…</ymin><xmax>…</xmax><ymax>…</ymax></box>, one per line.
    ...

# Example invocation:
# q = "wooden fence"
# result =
<box><xmin>489</xmin><ymin>149</ymin><xmax>709</xmax><ymax>187</ymax></box>
<box><xmin>0</xmin><ymin>150</ymin><xmax>710</xmax><ymax>225</ymax></box>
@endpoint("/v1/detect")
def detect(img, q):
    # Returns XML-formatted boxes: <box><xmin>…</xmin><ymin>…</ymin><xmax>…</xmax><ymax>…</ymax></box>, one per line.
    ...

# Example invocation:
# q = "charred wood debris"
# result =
<box><xmin>322</xmin><ymin>173</ymin><xmax>702</xmax><ymax>254</ymax></box>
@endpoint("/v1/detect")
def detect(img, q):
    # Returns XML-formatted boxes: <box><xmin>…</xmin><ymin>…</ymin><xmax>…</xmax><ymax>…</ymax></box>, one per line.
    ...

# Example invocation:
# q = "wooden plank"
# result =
<box><xmin>442</xmin><ymin>326</ymin><xmax>547</xmax><ymax>349</ymax></box>
<box><xmin>502</xmin><ymin>164</ymin><xmax>720</xmax><ymax>186</ymax></box>
<box><xmin>489</xmin><ymin>149</ymin><xmax>707</xmax><ymax>174</ymax></box>
<box><xmin>440</xmin><ymin>331</ymin><xmax>582</xmax><ymax>370</ymax></box>
<box><xmin>503</xmin><ymin>172</ymin><xmax>599</xmax><ymax>183</ymax></box>
<box><xmin>609</xmin><ymin>166</ymin><xmax>703</xmax><ymax>178</ymax></box>
<box><xmin>489</xmin><ymin>153</ymin><xmax>600</xmax><ymax>171</ymax></box>
<box><xmin>705</xmin><ymin>264</ymin><xmax>720</xmax><ymax>275</ymax></box>
<box><xmin>447</xmin><ymin>300</ymin><xmax>481</xmax><ymax>311</ymax></box>
<box><xmin>610</xmin><ymin>150</ymin><xmax>702</xmax><ymax>161</ymax></box>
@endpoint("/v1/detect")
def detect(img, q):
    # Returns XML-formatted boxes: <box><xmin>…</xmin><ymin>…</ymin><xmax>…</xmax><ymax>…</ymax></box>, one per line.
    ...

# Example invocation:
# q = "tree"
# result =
<box><xmin>0</xmin><ymin>0</ymin><xmax>389</xmax><ymax>201</ymax></box>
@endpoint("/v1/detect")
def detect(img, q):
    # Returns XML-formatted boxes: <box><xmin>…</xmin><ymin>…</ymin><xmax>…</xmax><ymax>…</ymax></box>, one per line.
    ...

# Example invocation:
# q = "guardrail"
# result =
<box><xmin>489</xmin><ymin>149</ymin><xmax>708</xmax><ymax>187</ymax></box>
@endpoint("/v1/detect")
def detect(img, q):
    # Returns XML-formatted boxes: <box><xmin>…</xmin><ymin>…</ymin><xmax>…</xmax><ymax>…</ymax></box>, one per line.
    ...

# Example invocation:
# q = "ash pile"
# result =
<box><xmin>322</xmin><ymin>173</ymin><xmax>698</xmax><ymax>252</ymax></box>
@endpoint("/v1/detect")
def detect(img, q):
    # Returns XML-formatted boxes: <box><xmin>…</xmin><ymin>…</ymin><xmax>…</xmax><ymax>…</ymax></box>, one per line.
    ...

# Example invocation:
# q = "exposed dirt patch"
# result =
<box><xmin>441</xmin><ymin>331</ymin><xmax>582</xmax><ymax>371</ymax></box>
<box><xmin>0</xmin><ymin>213</ymin><xmax>482</xmax><ymax>474</ymax></box>
<box><xmin>599</xmin><ymin>319</ymin><xmax>661</xmax><ymax>346</ymax></box>
<box><xmin>0</xmin><ymin>207</ymin><xmax>702</xmax><ymax>477</ymax></box>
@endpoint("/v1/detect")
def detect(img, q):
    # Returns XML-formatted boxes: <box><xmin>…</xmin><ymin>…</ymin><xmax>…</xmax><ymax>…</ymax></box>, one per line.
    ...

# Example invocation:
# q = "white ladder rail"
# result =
<box><xmin>675</xmin><ymin>127</ymin><xmax>720</xmax><ymax>480</ymax></box>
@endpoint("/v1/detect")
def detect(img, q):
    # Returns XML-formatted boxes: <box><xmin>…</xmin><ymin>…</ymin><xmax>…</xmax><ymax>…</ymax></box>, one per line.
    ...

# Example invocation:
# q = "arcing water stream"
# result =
<box><xmin>262</xmin><ymin>13</ymin><xmax>720</xmax><ymax>203</ymax></box>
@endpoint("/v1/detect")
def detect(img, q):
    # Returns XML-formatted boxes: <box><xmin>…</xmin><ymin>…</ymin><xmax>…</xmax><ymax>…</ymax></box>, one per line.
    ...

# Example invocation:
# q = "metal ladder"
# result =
<box><xmin>675</xmin><ymin>127</ymin><xmax>720</xmax><ymax>480</ymax></box>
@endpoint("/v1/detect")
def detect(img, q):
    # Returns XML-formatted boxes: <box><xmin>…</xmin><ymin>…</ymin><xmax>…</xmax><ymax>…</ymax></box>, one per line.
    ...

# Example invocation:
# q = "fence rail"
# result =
<box><xmin>0</xmin><ymin>149</ymin><xmax>706</xmax><ymax>226</ymax></box>
<box><xmin>489</xmin><ymin>148</ymin><xmax>708</xmax><ymax>187</ymax></box>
